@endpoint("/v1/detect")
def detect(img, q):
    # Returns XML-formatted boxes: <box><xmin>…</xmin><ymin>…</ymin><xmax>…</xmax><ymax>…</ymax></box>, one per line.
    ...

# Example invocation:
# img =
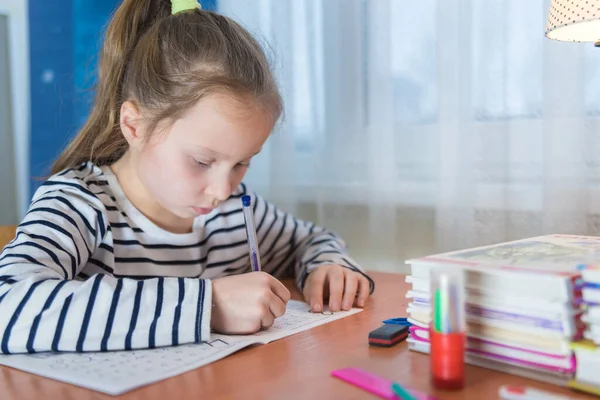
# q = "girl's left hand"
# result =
<box><xmin>302</xmin><ymin>264</ymin><xmax>371</xmax><ymax>313</ymax></box>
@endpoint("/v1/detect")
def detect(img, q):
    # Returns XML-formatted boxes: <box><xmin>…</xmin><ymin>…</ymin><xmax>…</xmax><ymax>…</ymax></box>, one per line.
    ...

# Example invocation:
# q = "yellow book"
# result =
<box><xmin>570</xmin><ymin>340</ymin><xmax>600</xmax><ymax>392</ymax></box>
<box><xmin>567</xmin><ymin>380</ymin><xmax>600</xmax><ymax>396</ymax></box>
<box><xmin>570</xmin><ymin>339</ymin><xmax>597</xmax><ymax>352</ymax></box>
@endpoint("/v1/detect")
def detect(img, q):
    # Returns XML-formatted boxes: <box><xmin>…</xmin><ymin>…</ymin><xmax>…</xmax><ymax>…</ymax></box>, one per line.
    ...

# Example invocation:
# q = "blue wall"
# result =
<box><xmin>28</xmin><ymin>0</ymin><xmax>217</xmax><ymax>198</ymax></box>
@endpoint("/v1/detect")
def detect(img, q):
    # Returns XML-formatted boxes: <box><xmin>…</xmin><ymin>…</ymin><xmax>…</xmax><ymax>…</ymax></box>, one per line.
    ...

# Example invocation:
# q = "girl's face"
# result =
<box><xmin>133</xmin><ymin>94</ymin><xmax>274</xmax><ymax>224</ymax></box>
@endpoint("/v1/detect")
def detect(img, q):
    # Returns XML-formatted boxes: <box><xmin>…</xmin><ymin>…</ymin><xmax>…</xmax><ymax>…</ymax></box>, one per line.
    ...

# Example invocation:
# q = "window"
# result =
<box><xmin>390</xmin><ymin>0</ymin><xmax>437</xmax><ymax>125</ymax></box>
<box><xmin>0</xmin><ymin>1</ymin><xmax>28</xmax><ymax>222</ymax></box>
<box><xmin>471</xmin><ymin>1</ymin><xmax>544</xmax><ymax>121</ymax></box>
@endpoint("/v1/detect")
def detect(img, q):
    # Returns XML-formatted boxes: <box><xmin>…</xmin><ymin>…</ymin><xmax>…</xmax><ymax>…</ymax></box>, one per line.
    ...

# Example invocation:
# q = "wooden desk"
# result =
<box><xmin>0</xmin><ymin>272</ymin><xmax>596</xmax><ymax>399</ymax></box>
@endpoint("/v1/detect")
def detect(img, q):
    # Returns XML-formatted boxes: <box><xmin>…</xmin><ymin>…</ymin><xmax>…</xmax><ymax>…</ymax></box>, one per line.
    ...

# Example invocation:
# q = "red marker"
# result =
<box><xmin>430</xmin><ymin>267</ymin><xmax>466</xmax><ymax>390</ymax></box>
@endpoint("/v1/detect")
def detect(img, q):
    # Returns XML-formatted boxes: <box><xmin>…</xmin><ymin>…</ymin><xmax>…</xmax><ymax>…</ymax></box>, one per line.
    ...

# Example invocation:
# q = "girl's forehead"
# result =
<box><xmin>168</xmin><ymin>94</ymin><xmax>274</xmax><ymax>157</ymax></box>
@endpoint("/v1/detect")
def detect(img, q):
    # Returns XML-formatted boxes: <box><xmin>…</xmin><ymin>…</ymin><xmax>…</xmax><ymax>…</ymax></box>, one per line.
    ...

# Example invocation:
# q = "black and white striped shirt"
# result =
<box><xmin>0</xmin><ymin>163</ymin><xmax>372</xmax><ymax>354</ymax></box>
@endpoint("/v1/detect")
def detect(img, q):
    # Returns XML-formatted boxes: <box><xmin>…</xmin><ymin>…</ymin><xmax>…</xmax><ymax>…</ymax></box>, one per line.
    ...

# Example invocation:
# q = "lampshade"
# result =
<box><xmin>545</xmin><ymin>0</ymin><xmax>600</xmax><ymax>45</ymax></box>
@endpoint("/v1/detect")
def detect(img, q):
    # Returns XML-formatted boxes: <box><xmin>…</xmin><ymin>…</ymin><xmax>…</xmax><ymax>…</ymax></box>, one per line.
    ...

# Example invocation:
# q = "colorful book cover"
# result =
<box><xmin>406</xmin><ymin>234</ymin><xmax>600</xmax><ymax>278</ymax></box>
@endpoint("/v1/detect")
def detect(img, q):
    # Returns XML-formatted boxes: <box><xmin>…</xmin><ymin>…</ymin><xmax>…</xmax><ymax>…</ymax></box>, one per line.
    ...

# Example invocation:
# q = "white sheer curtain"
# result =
<box><xmin>217</xmin><ymin>0</ymin><xmax>600</xmax><ymax>273</ymax></box>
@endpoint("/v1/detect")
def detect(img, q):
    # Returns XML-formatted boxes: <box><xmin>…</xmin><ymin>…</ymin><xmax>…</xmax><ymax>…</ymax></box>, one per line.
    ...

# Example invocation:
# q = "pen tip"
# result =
<box><xmin>241</xmin><ymin>195</ymin><xmax>251</xmax><ymax>206</ymax></box>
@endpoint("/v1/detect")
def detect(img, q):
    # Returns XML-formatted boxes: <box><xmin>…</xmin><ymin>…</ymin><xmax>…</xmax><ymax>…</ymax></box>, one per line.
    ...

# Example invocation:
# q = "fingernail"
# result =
<box><xmin>331</xmin><ymin>302</ymin><xmax>339</xmax><ymax>310</ymax></box>
<box><xmin>358</xmin><ymin>300</ymin><xmax>364</xmax><ymax>307</ymax></box>
<box><xmin>313</xmin><ymin>304</ymin><xmax>322</xmax><ymax>312</ymax></box>
<box><xmin>343</xmin><ymin>301</ymin><xmax>351</xmax><ymax>309</ymax></box>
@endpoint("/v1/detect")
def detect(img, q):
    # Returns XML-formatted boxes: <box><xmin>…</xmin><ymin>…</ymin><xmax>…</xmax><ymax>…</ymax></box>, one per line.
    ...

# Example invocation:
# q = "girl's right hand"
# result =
<box><xmin>210</xmin><ymin>272</ymin><xmax>290</xmax><ymax>334</ymax></box>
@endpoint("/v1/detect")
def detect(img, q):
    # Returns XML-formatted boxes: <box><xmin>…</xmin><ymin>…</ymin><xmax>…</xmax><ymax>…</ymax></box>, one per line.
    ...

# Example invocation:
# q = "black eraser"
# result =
<box><xmin>369</xmin><ymin>324</ymin><xmax>408</xmax><ymax>340</ymax></box>
<box><xmin>368</xmin><ymin>325</ymin><xmax>409</xmax><ymax>347</ymax></box>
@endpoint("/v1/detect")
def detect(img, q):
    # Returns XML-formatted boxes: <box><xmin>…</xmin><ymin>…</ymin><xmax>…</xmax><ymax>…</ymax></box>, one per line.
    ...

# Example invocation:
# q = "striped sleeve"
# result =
<box><xmin>248</xmin><ymin>191</ymin><xmax>375</xmax><ymax>293</ymax></box>
<box><xmin>0</xmin><ymin>186</ymin><xmax>211</xmax><ymax>354</ymax></box>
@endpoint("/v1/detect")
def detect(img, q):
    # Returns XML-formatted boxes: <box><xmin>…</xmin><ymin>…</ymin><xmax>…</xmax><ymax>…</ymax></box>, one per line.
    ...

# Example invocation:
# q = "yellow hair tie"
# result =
<box><xmin>171</xmin><ymin>0</ymin><xmax>201</xmax><ymax>15</ymax></box>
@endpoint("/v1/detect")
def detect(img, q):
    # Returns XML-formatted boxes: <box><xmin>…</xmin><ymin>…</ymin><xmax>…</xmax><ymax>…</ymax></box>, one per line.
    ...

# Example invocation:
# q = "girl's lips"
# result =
<box><xmin>192</xmin><ymin>207</ymin><xmax>213</xmax><ymax>215</ymax></box>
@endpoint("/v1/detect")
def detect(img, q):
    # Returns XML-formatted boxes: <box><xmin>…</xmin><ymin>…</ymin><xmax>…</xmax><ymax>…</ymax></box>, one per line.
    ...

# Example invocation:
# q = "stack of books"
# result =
<box><xmin>405</xmin><ymin>234</ymin><xmax>592</xmax><ymax>387</ymax></box>
<box><xmin>569</xmin><ymin>261</ymin><xmax>600</xmax><ymax>394</ymax></box>
<box><xmin>581</xmin><ymin>266</ymin><xmax>600</xmax><ymax>345</ymax></box>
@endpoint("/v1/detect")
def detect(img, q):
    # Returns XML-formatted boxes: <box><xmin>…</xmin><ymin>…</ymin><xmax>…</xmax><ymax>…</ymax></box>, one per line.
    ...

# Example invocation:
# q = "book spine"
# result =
<box><xmin>570</xmin><ymin>275</ymin><xmax>583</xmax><ymax>304</ymax></box>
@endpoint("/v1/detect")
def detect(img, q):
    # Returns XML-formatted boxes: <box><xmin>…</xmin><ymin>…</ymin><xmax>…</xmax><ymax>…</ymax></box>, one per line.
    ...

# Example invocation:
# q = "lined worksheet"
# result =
<box><xmin>0</xmin><ymin>301</ymin><xmax>361</xmax><ymax>395</ymax></box>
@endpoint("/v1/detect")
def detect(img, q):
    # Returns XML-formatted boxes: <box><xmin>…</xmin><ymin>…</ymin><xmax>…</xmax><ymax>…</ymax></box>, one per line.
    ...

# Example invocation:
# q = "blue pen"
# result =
<box><xmin>241</xmin><ymin>195</ymin><xmax>262</xmax><ymax>272</ymax></box>
<box><xmin>383</xmin><ymin>318</ymin><xmax>412</xmax><ymax>326</ymax></box>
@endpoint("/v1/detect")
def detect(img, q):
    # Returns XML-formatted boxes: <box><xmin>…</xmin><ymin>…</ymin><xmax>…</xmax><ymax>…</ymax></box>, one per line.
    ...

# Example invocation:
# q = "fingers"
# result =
<box><xmin>355</xmin><ymin>275</ymin><xmax>370</xmax><ymax>308</ymax></box>
<box><xmin>257</xmin><ymin>294</ymin><xmax>281</xmax><ymax>331</ymax></box>
<box><xmin>262</xmin><ymin>292</ymin><xmax>287</xmax><ymax>329</ymax></box>
<box><xmin>268</xmin><ymin>292</ymin><xmax>287</xmax><ymax>319</ymax></box>
<box><xmin>305</xmin><ymin>266</ymin><xmax>371</xmax><ymax>313</ymax></box>
<box><xmin>267</xmin><ymin>273</ymin><xmax>291</xmax><ymax>304</ymax></box>
<box><xmin>306</xmin><ymin>268</ymin><xmax>326</xmax><ymax>312</ymax></box>
<box><xmin>341</xmin><ymin>272</ymin><xmax>358</xmax><ymax>310</ymax></box>
<box><xmin>262</xmin><ymin>278</ymin><xmax>287</xmax><ymax>330</ymax></box>
<box><xmin>327</xmin><ymin>267</ymin><xmax>345</xmax><ymax>312</ymax></box>
<box><xmin>260</xmin><ymin>305</ymin><xmax>275</xmax><ymax>329</ymax></box>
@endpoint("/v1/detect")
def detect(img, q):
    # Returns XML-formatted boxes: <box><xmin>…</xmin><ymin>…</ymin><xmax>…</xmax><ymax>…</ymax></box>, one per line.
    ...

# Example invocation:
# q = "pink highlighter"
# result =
<box><xmin>331</xmin><ymin>368</ymin><xmax>438</xmax><ymax>400</ymax></box>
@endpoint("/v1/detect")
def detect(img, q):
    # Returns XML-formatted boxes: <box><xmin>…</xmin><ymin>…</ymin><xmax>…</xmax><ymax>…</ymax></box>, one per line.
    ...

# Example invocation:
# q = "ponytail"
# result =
<box><xmin>51</xmin><ymin>0</ymin><xmax>282</xmax><ymax>175</ymax></box>
<box><xmin>51</xmin><ymin>0</ymin><xmax>171</xmax><ymax>174</ymax></box>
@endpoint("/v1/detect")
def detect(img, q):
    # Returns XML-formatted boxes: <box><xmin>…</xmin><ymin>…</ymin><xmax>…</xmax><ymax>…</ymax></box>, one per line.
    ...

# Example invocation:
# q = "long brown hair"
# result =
<box><xmin>51</xmin><ymin>0</ymin><xmax>283</xmax><ymax>174</ymax></box>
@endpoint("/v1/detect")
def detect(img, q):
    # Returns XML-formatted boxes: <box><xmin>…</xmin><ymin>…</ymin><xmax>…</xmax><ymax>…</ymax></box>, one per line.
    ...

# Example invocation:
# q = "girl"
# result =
<box><xmin>0</xmin><ymin>0</ymin><xmax>373</xmax><ymax>354</ymax></box>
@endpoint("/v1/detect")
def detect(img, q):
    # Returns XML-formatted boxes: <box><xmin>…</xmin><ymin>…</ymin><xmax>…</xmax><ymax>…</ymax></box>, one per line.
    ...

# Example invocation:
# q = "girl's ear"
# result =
<box><xmin>119</xmin><ymin>100</ymin><xmax>144</xmax><ymax>148</ymax></box>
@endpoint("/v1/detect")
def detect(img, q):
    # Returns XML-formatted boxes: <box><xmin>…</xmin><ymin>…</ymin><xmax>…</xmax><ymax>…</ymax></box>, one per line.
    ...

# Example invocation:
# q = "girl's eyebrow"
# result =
<box><xmin>193</xmin><ymin>146</ymin><xmax>222</xmax><ymax>157</ymax></box>
<box><xmin>193</xmin><ymin>145</ymin><xmax>262</xmax><ymax>159</ymax></box>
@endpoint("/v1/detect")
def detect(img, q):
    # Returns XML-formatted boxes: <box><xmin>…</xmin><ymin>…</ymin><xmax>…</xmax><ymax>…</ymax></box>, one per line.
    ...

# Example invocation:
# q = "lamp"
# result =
<box><xmin>545</xmin><ymin>0</ymin><xmax>600</xmax><ymax>46</ymax></box>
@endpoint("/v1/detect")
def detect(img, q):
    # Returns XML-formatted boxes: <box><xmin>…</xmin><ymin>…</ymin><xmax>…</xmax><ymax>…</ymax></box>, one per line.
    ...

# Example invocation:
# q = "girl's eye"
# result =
<box><xmin>194</xmin><ymin>159</ymin><xmax>249</xmax><ymax>169</ymax></box>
